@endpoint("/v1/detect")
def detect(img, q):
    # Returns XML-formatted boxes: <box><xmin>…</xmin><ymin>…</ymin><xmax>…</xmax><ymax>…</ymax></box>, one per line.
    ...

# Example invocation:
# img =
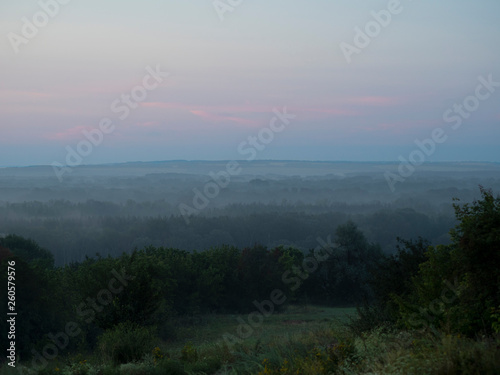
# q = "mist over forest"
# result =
<box><xmin>1</xmin><ymin>160</ymin><xmax>499</xmax><ymax>265</ymax></box>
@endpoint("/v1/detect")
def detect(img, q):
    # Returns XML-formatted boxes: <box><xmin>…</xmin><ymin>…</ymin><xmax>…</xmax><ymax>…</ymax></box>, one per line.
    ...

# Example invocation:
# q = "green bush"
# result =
<box><xmin>397</xmin><ymin>188</ymin><xmax>500</xmax><ymax>336</ymax></box>
<box><xmin>186</xmin><ymin>357</ymin><xmax>222</xmax><ymax>374</ymax></box>
<box><xmin>180</xmin><ymin>342</ymin><xmax>198</xmax><ymax>363</ymax></box>
<box><xmin>348</xmin><ymin>304</ymin><xmax>392</xmax><ymax>335</ymax></box>
<box><xmin>34</xmin><ymin>367</ymin><xmax>60</xmax><ymax>375</ymax></box>
<box><xmin>156</xmin><ymin>359</ymin><xmax>186</xmax><ymax>375</ymax></box>
<box><xmin>101</xmin><ymin>365</ymin><xmax>120</xmax><ymax>375</ymax></box>
<box><xmin>66</xmin><ymin>361</ymin><xmax>89</xmax><ymax>375</ymax></box>
<box><xmin>118</xmin><ymin>362</ymin><xmax>156</xmax><ymax>375</ymax></box>
<box><xmin>97</xmin><ymin>322</ymin><xmax>156</xmax><ymax>365</ymax></box>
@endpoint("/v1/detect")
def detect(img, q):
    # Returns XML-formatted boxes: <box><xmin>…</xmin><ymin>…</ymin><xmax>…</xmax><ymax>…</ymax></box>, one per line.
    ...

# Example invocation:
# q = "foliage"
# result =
<box><xmin>0</xmin><ymin>234</ymin><xmax>54</xmax><ymax>269</ymax></box>
<box><xmin>397</xmin><ymin>187</ymin><xmax>500</xmax><ymax>335</ymax></box>
<box><xmin>154</xmin><ymin>358</ymin><xmax>186</xmax><ymax>375</ymax></box>
<box><xmin>180</xmin><ymin>342</ymin><xmax>198</xmax><ymax>363</ymax></box>
<box><xmin>186</xmin><ymin>357</ymin><xmax>222</xmax><ymax>374</ymax></box>
<box><xmin>351</xmin><ymin>329</ymin><xmax>500</xmax><ymax>375</ymax></box>
<box><xmin>3</xmin><ymin>304</ymin><xmax>499</xmax><ymax>375</ymax></box>
<box><xmin>97</xmin><ymin>322</ymin><xmax>156</xmax><ymax>365</ymax></box>
<box><xmin>0</xmin><ymin>255</ymin><xmax>69</xmax><ymax>359</ymax></box>
<box><xmin>491</xmin><ymin>306</ymin><xmax>500</xmax><ymax>334</ymax></box>
<box><xmin>350</xmin><ymin>237</ymin><xmax>429</xmax><ymax>333</ymax></box>
<box><xmin>304</xmin><ymin>221</ymin><xmax>383</xmax><ymax>306</ymax></box>
<box><xmin>3</xmin><ymin>186</ymin><xmax>499</xmax><ymax>372</ymax></box>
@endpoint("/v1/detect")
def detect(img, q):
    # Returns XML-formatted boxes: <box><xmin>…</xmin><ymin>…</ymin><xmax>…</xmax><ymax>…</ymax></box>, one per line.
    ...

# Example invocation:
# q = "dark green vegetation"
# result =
<box><xmin>0</xmin><ymin>187</ymin><xmax>499</xmax><ymax>374</ymax></box>
<box><xmin>0</xmin><ymin>220</ymin><xmax>380</xmax><ymax>363</ymax></box>
<box><xmin>355</xmin><ymin>187</ymin><xmax>500</xmax><ymax>336</ymax></box>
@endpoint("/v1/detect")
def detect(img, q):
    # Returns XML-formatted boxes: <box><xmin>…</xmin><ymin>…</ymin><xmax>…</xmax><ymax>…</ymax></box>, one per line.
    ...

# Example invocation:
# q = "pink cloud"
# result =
<box><xmin>140</xmin><ymin>102</ymin><xmax>356</xmax><ymax>125</ymax></box>
<box><xmin>189</xmin><ymin>109</ymin><xmax>259</xmax><ymax>126</ymax></box>
<box><xmin>141</xmin><ymin>102</ymin><xmax>270</xmax><ymax>114</ymax></box>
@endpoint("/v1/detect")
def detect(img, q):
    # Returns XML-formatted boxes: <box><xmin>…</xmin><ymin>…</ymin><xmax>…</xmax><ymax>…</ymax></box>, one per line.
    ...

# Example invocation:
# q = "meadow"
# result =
<box><xmin>2</xmin><ymin>305</ymin><xmax>499</xmax><ymax>375</ymax></box>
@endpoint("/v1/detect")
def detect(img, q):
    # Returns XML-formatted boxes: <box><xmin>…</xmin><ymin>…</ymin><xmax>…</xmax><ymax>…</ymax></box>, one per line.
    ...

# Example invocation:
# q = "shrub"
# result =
<box><xmin>118</xmin><ymin>362</ymin><xmax>156</xmax><ymax>375</ymax></box>
<box><xmin>180</xmin><ymin>342</ymin><xmax>198</xmax><ymax>363</ymax></box>
<box><xmin>97</xmin><ymin>322</ymin><xmax>156</xmax><ymax>365</ymax></box>
<box><xmin>397</xmin><ymin>188</ymin><xmax>500</xmax><ymax>336</ymax></box>
<box><xmin>186</xmin><ymin>357</ymin><xmax>222</xmax><ymax>374</ymax></box>
<box><xmin>100</xmin><ymin>365</ymin><xmax>120</xmax><ymax>375</ymax></box>
<box><xmin>156</xmin><ymin>358</ymin><xmax>186</xmax><ymax>375</ymax></box>
<box><xmin>67</xmin><ymin>360</ymin><xmax>90</xmax><ymax>375</ymax></box>
<box><xmin>31</xmin><ymin>367</ymin><xmax>57</xmax><ymax>375</ymax></box>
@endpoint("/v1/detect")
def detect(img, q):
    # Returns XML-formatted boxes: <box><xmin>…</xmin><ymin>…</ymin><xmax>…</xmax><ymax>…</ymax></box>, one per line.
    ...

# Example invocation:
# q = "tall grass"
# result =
<box><xmin>2</xmin><ymin>306</ymin><xmax>498</xmax><ymax>375</ymax></box>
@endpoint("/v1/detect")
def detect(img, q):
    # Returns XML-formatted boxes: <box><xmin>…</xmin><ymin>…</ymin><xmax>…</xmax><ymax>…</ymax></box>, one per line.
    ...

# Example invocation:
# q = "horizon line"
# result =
<box><xmin>1</xmin><ymin>159</ymin><xmax>500</xmax><ymax>169</ymax></box>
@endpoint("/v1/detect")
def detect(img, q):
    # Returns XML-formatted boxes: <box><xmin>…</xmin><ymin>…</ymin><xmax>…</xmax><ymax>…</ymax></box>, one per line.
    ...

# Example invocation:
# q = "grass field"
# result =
<box><xmin>168</xmin><ymin>305</ymin><xmax>356</xmax><ymax>351</ymax></box>
<box><xmin>3</xmin><ymin>305</ymin><xmax>499</xmax><ymax>375</ymax></box>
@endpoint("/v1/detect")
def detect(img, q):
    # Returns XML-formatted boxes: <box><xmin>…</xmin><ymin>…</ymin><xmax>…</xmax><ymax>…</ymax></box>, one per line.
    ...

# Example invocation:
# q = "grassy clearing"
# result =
<box><xmin>2</xmin><ymin>305</ymin><xmax>499</xmax><ymax>374</ymax></box>
<box><xmin>167</xmin><ymin>305</ymin><xmax>355</xmax><ymax>350</ymax></box>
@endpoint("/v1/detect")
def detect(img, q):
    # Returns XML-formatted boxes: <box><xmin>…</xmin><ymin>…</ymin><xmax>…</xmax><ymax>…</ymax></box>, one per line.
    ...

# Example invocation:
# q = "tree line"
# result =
<box><xmin>0</xmin><ymin>220</ymin><xmax>382</xmax><ymax>361</ymax></box>
<box><xmin>0</xmin><ymin>200</ymin><xmax>454</xmax><ymax>265</ymax></box>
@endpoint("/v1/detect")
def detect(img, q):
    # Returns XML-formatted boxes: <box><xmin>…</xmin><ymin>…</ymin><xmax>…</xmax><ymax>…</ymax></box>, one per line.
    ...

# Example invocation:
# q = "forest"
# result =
<box><xmin>2</xmin><ymin>160</ymin><xmax>499</xmax><ymax>265</ymax></box>
<box><xmin>0</xmin><ymin>162</ymin><xmax>499</xmax><ymax>374</ymax></box>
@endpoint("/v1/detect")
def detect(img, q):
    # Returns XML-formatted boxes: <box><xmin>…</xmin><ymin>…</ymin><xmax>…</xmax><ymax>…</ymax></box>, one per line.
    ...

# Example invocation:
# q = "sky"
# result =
<box><xmin>1</xmin><ymin>0</ymin><xmax>499</xmax><ymax>167</ymax></box>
